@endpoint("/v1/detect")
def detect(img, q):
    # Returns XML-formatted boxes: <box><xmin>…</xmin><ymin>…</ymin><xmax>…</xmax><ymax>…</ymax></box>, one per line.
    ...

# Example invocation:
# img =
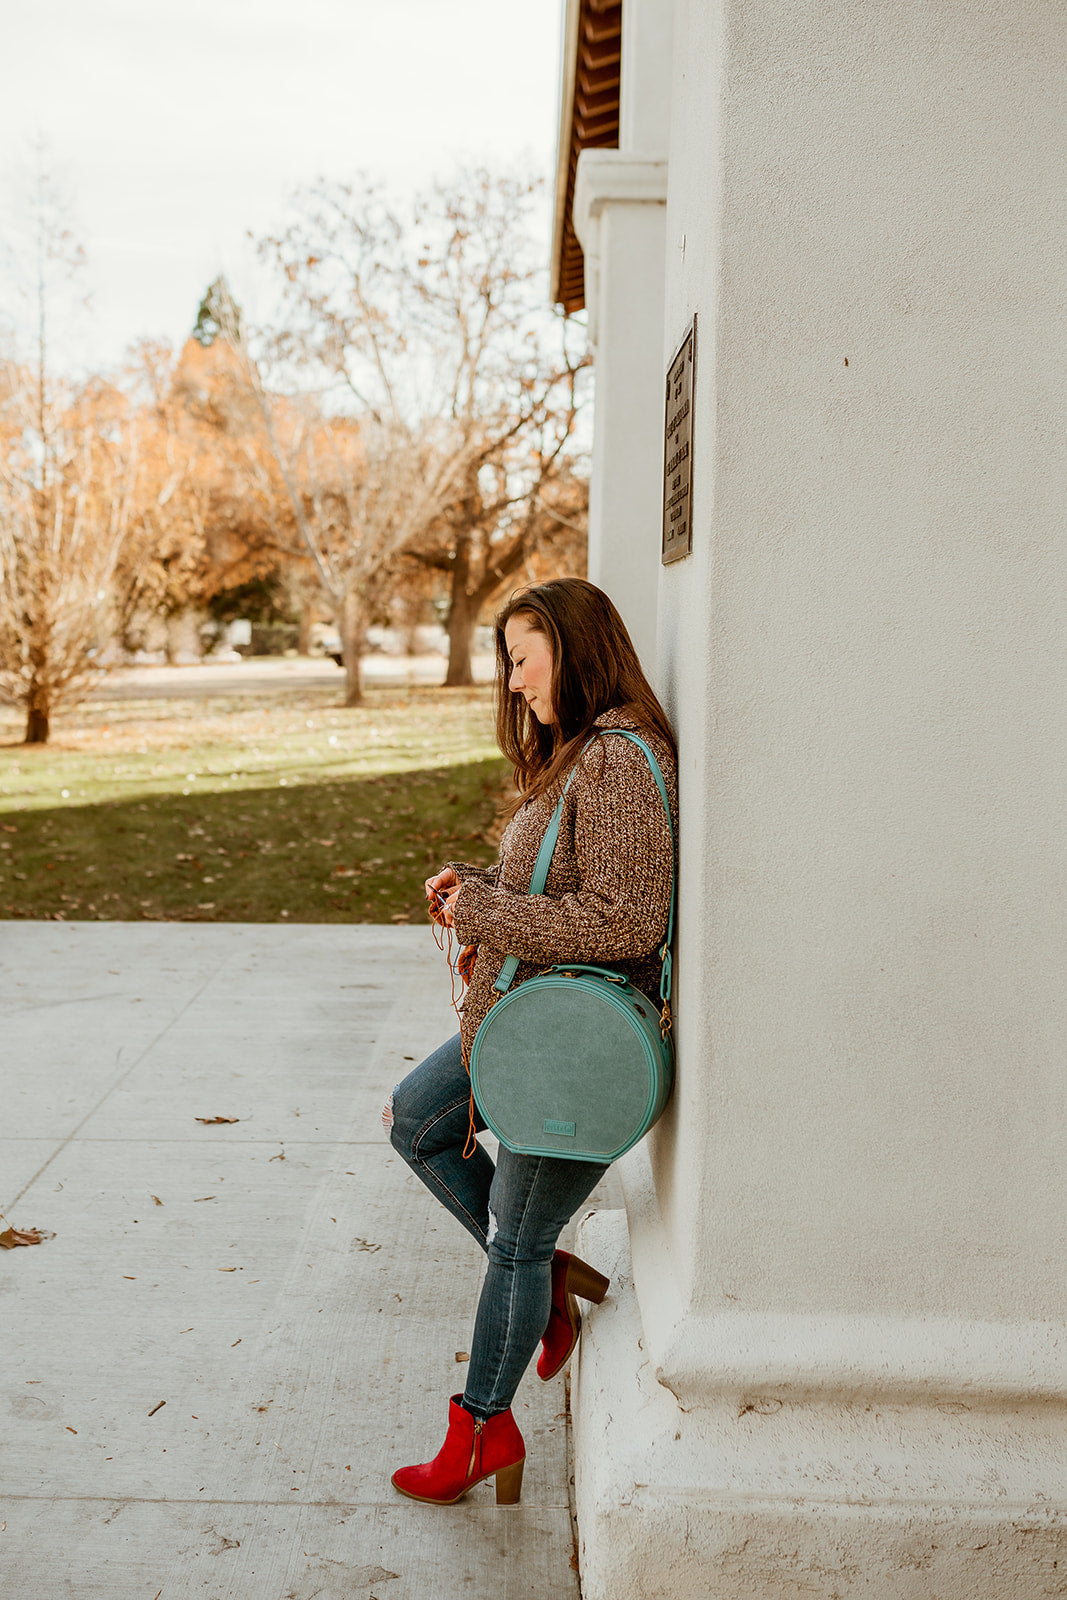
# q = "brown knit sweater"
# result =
<box><xmin>447</xmin><ymin>707</ymin><xmax>677</xmax><ymax>1062</ymax></box>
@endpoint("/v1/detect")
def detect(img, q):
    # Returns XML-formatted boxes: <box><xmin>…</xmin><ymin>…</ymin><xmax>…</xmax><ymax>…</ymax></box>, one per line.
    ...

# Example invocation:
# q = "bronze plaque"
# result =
<box><xmin>662</xmin><ymin>317</ymin><xmax>696</xmax><ymax>564</ymax></box>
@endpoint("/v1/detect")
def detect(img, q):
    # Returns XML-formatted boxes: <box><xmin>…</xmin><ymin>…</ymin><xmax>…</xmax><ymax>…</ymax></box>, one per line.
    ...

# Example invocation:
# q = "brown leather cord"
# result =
<box><xmin>429</xmin><ymin>898</ymin><xmax>479</xmax><ymax>1159</ymax></box>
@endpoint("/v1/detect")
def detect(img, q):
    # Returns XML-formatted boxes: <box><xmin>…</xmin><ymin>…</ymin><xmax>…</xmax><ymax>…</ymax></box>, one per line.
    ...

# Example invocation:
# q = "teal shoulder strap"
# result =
<box><xmin>492</xmin><ymin>730</ymin><xmax>676</xmax><ymax>1005</ymax></box>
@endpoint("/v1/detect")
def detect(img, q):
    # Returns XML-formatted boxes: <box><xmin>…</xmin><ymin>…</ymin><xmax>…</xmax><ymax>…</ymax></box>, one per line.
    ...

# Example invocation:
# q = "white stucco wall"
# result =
<box><xmin>651</xmin><ymin>0</ymin><xmax>1066</xmax><ymax>1352</ymax></box>
<box><xmin>572</xmin><ymin>0</ymin><xmax>1066</xmax><ymax>1592</ymax></box>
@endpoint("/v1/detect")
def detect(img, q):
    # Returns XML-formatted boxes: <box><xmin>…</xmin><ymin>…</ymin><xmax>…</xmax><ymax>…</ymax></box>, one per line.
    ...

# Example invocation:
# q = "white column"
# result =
<box><xmin>573</xmin><ymin>0</ymin><xmax>1067</xmax><ymax>1594</ymax></box>
<box><xmin>573</xmin><ymin>156</ymin><xmax>667</xmax><ymax>674</ymax></box>
<box><xmin>571</xmin><ymin>0</ymin><xmax>674</xmax><ymax>675</ymax></box>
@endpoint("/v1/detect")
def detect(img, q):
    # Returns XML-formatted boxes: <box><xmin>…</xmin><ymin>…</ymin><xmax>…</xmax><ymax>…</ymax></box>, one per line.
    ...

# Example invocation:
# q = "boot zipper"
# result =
<box><xmin>466</xmin><ymin>1418</ymin><xmax>483</xmax><ymax>1480</ymax></box>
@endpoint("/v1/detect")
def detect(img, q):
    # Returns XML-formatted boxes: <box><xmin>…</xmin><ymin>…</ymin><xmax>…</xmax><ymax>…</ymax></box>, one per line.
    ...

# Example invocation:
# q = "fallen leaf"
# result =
<box><xmin>193</xmin><ymin>1196</ymin><xmax>216</xmax><ymax>1203</ymax></box>
<box><xmin>1</xmin><ymin>823</ymin><xmax>16</xmax><ymax>832</ymax></box>
<box><xmin>148</xmin><ymin>1400</ymin><xmax>166</xmax><ymax>1417</ymax></box>
<box><xmin>352</xmin><ymin>1237</ymin><xmax>380</xmax><ymax>1253</ymax></box>
<box><xmin>151</xmin><ymin>1195</ymin><xmax>163</xmax><ymax>1206</ymax></box>
<box><xmin>0</xmin><ymin>1226</ymin><xmax>47</xmax><ymax>1249</ymax></box>
<box><xmin>66</xmin><ymin>1426</ymin><xmax>77</xmax><ymax>1434</ymax></box>
<box><xmin>455</xmin><ymin>1351</ymin><xmax>469</xmax><ymax>1363</ymax></box>
<box><xmin>195</xmin><ymin>1116</ymin><xmax>239</xmax><ymax>1125</ymax></box>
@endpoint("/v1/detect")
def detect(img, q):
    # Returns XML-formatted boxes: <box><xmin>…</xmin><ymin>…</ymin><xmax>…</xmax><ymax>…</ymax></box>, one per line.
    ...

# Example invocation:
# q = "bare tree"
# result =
<box><xmin>251</xmin><ymin>168</ymin><xmax>591</xmax><ymax>695</ymax></box>
<box><xmin>184</xmin><ymin>274</ymin><xmax>457</xmax><ymax>703</ymax></box>
<box><xmin>413</xmin><ymin>366</ymin><xmax>590</xmax><ymax>686</ymax></box>
<box><xmin>240</xmin><ymin>363</ymin><xmax>473</xmax><ymax>704</ymax></box>
<box><xmin>0</xmin><ymin>367</ymin><xmax>139</xmax><ymax>741</ymax></box>
<box><xmin>0</xmin><ymin>158</ymin><xmax>140</xmax><ymax>742</ymax></box>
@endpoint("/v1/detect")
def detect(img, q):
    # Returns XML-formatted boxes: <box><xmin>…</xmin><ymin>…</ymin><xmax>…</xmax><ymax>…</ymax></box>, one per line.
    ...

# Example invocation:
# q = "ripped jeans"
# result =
<box><xmin>387</xmin><ymin>1033</ymin><xmax>608</xmax><ymax>1420</ymax></box>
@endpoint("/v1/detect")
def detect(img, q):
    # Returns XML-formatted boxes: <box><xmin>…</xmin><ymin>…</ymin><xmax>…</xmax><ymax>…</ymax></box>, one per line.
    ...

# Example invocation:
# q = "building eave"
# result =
<box><xmin>550</xmin><ymin>0</ymin><xmax>622</xmax><ymax>314</ymax></box>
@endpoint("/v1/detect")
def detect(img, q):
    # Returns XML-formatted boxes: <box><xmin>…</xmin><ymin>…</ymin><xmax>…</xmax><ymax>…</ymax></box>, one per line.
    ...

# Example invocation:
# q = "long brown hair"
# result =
<box><xmin>495</xmin><ymin>578</ymin><xmax>676</xmax><ymax>808</ymax></box>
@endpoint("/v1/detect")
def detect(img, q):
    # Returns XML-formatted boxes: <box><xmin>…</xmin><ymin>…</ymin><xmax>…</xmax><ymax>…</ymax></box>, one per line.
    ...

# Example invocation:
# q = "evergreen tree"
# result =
<box><xmin>193</xmin><ymin>275</ymin><xmax>241</xmax><ymax>347</ymax></box>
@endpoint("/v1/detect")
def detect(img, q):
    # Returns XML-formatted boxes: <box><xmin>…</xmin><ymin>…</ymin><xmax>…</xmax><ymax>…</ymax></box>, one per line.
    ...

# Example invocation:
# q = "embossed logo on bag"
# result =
<box><xmin>543</xmin><ymin>1119</ymin><xmax>576</xmax><ymax>1137</ymax></box>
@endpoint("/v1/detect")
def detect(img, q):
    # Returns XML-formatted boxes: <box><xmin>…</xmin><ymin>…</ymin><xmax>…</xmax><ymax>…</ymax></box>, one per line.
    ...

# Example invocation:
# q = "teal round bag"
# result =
<box><xmin>468</xmin><ymin>731</ymin><xmax>675</xmax><ymax>1163</ymax></box>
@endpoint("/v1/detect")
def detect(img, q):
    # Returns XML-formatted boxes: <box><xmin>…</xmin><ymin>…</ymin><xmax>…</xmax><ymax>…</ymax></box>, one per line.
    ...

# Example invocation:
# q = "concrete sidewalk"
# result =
<box><xmin>1</xmin><ymin>923</ymin><xmax>617</xmax><ymax>1599</ymax></box>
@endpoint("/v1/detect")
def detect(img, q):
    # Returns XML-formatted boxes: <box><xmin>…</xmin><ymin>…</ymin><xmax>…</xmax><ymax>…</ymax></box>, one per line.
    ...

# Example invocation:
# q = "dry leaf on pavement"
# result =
<box><xmin>0</xmin><ymin>1226</ymin><xmax>53</xmax><ymax>1249</ymax></box>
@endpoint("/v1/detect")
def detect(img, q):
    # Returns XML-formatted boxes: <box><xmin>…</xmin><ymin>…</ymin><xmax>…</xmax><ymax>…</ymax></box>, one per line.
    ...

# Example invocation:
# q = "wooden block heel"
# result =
<box><xmin>495</xmin><ymin>1457</ymin><xmax>525</xmax><ymax>1505</ymax></box>
<box><xmin>565</xmin><ymin>1257</ymin><xmax>610</xmax><ymax>1304</ymax></box>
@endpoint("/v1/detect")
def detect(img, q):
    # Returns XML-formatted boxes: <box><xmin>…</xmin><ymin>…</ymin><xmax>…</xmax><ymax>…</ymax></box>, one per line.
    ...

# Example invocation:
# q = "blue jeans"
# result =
<box><xmin>389</xmin><ymin>1033</ymin><xmax>608</xmax><ymax>1420</ymax></box>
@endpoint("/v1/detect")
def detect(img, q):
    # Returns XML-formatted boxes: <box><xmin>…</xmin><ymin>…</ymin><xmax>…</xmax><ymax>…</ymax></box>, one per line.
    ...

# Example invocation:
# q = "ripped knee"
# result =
<box><xmin>381</xmin><ymin>1084</ymin><xmax>399</xmax><ymax>1132</ymax></box>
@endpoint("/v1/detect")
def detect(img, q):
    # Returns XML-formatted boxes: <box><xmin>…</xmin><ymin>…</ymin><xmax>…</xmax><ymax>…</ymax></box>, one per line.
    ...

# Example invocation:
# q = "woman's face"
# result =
<box><xmin>504</xmin><ymin>615</ymin><xmax>556</xmax><ymax>725</ymax></box>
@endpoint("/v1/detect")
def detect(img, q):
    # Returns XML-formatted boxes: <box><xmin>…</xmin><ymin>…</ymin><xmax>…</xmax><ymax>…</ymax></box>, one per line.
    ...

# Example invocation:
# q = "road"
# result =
<box><xmin>89</xmin><ymin>654</ymin><xmax>496</xmax><ymax>702</ymax></box>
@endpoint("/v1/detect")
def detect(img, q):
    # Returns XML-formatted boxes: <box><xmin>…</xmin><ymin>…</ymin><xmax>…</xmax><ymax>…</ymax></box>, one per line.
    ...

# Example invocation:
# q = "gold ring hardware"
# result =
<box><xmin>559</xmin><ymin>970</ymin><xmax>625</xmax><ymax>984</ymax></box>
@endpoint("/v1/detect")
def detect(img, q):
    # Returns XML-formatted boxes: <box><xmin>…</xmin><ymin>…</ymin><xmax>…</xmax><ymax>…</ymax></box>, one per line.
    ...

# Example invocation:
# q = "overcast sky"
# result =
<box><xmin>0</xmin><ymin>0</ymin><xmax>563</xmax><ymax>371</ymax></box>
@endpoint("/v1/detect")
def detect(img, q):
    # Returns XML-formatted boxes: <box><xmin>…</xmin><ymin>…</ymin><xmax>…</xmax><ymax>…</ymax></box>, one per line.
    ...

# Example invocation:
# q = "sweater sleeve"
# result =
<box><xmin>444</xmin><ymin>860</ymin><xmax>500</xmax><ymax>888</ymax></box>
<box><xmin>451</xmin><ymin>742</ymin><xmax>673</xmax><ymax>965</ymax></box>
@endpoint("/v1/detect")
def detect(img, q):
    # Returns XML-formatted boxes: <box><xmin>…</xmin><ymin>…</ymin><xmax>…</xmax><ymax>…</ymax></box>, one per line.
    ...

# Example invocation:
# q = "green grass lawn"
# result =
<box><xmin>0</xmin><ymin>679</ymin><xmax>507</xmax><ymax>923</ymax></box>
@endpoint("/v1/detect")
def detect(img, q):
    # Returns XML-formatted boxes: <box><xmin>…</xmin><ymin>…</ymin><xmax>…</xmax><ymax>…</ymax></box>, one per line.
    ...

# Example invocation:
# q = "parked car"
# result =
<box><xmin>316</xmin><ymin>633</ymin><xmax>344</xmax><ymax>666</ymax></box>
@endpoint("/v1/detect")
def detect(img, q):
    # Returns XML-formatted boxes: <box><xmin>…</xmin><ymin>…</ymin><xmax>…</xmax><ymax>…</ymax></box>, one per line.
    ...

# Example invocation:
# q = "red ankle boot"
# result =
<box><xmin>537</xmin><ymin>1250</ymin><xmax>610</xmax><ymax>1381</ymax></box>
<box><xmin>391</xmin><ymin>1394</ymin><xmax>526</xmax><ymax>1505</ymax></box>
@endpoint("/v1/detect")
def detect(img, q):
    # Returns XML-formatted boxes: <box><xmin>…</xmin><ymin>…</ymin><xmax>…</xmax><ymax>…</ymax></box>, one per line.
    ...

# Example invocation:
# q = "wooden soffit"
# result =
<box><xmin>551</xmin><ymin>0</ymin><xmax>622</xmax><ymax>314</ymax></box>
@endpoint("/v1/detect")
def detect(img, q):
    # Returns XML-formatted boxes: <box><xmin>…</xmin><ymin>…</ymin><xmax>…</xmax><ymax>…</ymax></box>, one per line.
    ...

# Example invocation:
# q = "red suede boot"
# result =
<box><xmin>537</xmin><ymin>1250</ymin><xmax>611</xmax><ymax>1381</ymax></box>
<box><xmin>391</xmin><ymin>1394</ymin><xmax>526</xmax><ymax>1505</ymax></box>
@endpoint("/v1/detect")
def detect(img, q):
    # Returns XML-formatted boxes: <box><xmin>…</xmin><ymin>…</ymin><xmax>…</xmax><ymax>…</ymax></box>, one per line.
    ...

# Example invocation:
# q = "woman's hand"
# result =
<box><xmin>425</xmin><ymin>867</ymin><xmax>457</xmax><ymax>901</ymax></box>
<box><xmin>425</xmin><ymin>868</ymin><xmax>461</xmax><ymax>926</ymax></box>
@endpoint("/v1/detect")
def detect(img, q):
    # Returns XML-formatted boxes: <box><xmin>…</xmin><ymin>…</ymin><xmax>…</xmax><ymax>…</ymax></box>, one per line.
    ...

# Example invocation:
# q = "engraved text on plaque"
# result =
<box><xmin>662</xmin><ymin>318</ymin><xmax>696</xmax><ymax>564</ymax></box>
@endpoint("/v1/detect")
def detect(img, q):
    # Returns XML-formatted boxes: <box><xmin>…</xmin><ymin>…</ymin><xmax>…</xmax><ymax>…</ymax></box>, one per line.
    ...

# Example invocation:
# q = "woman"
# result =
<box><xmin>386</xmin><ymin>577</ymin><xmax>677</xmax><ymax>1506</ymax></box>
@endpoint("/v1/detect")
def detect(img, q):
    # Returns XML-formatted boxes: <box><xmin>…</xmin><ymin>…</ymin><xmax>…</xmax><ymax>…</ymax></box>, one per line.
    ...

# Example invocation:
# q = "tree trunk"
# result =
<box><xmin>339</xmin><ymin>589</ymin><xmax>364</xmax><ymax>707</ymax></box>
<box><xmin>444</xmin><ymin>535</ymin><xmax>476</xmax><ymax>688</ymax></box>
<box><xmin>297</xmin><ymin>604</ymin><xmax>315</xmax><ymax>656</ymax></box>
<box><xmin>25</xmin><ymin>693</ymin><xmax>50</xmax><ymax>744</ymax></box>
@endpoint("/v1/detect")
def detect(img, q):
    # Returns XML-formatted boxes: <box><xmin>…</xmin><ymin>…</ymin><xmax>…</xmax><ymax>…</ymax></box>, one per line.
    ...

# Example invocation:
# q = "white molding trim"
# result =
<box><xmin>573</xmin><ymin>150</ymin><xmax>669</xmax><ymax>240</ymax></box>
<box><xmin>620</xmin><ymin>1141</ymin><xmax>1067</xmax><ymax>1406</ymax></box>
<box><xmin>572</xmin><ymin>1209</ymin><xmax>1067</xmax><ymax>1600</ymax></box>
<box><xmin>572</xmin><ymin>151</ymin><xmax>668</xmax><ymax>347</ymax></box>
